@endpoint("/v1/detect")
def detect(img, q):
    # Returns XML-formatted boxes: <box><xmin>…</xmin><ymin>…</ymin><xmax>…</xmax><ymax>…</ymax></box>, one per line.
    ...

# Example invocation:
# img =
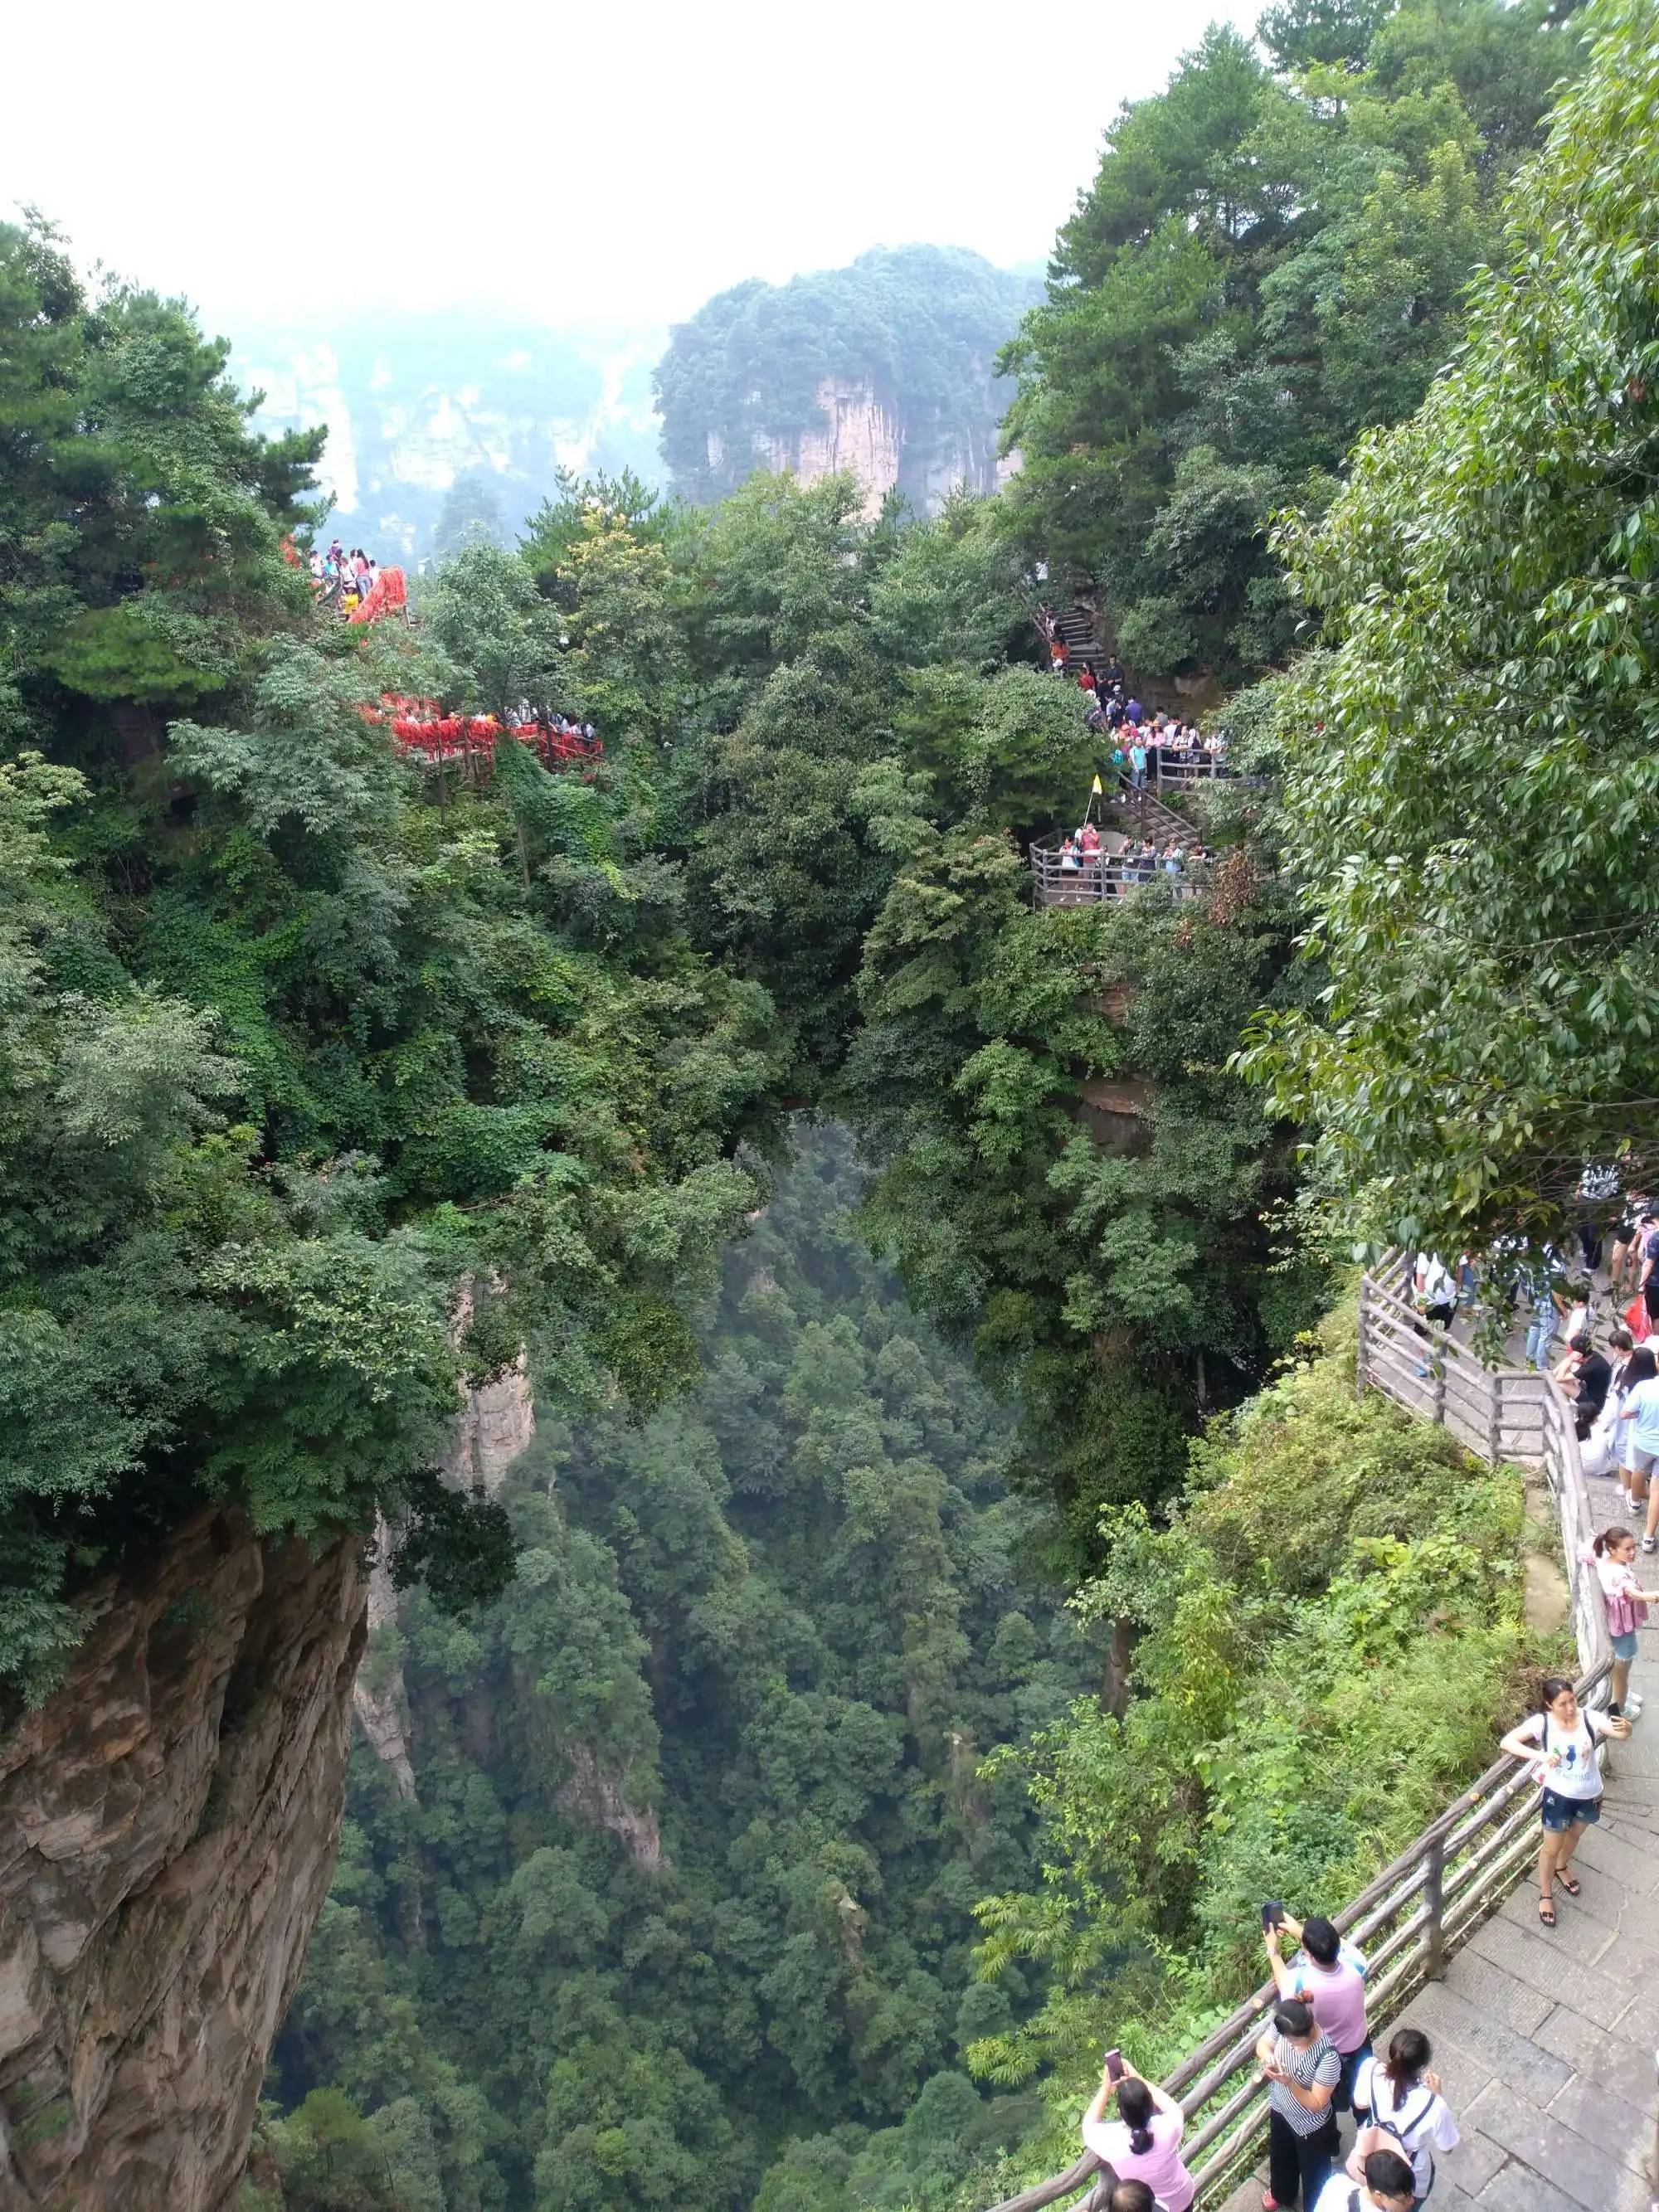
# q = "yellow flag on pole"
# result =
<box><xmin>1091</xmin><ymin>774</ymin><xmax>1103</xmax><ymax>795</ymax></box>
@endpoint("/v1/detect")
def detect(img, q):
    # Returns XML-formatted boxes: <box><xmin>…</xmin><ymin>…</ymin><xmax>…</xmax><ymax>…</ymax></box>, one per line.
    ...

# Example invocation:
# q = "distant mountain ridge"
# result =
<box><xmin>229</xmin><ymin>247</ymin><xmax>1038</xmax><ymax>554</ymax></box>
<box><xmin>227</xmin><ymin>309</ymin><xmax>667</xmax><ymax>560</ymax></box>
<box><xmin>654</xmin><ymin>245</ymin><xmax>1039</xmax><ymax>516</ymax></box>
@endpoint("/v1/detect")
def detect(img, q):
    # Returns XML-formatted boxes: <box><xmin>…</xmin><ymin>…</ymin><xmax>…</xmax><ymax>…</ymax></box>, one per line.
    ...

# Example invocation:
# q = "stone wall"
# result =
<box><xmin>0</xmin><ymin>1512</ymin><xmax>364</xmax><ymax>2212</ymax></box>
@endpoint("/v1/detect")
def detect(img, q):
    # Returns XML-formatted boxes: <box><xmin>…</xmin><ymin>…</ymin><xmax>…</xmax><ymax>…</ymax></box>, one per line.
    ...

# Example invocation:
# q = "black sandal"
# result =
<box><xmin>1537</xmin><ymin>1896</ymin><xmax>1557</xmax><ymax>1927</ymax></box>
<box><xmin>1556</xmin><ymin>1872</ymin><xmax>1581</xmax><ymax>1896</ymax></box>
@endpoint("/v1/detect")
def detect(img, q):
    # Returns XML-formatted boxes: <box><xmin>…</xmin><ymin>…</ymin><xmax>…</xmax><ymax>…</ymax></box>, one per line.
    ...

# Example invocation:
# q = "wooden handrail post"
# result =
<box><xmin>1423</xmin><ymin>1830</ymin><xmax>1447</xmax><ymax>1981</ymax></box>
<box><xmin>1356</xmin><ymin>1281</ymin><xmax>1370</xmax><ymax>1402</ymax></box>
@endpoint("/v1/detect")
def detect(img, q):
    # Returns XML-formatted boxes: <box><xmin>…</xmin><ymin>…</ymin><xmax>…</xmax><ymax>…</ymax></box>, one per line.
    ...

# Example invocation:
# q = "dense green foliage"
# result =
<box><xmin>0</xmin><ymin>221</ymin><xmax>781</xmax><ymax>1693</ymax></box>
<box><xmin>1242</xmin><ymin>0</ymin><xmax>1659</xmax><ymax>1253</ymax></box>
<box><xmin>654</xmin><ymin>248</ymin><xmax>1037</xmax><ymax>508</ymax></box>
<box><xmin>999</xmin><ymin>0</ymin><xmax>1586</xmax><ymax>682</ymax></box>
<box><xmin>13</xmin><ymin>10</ymin><xmax>1647</xmax><ymax>2202</ymax></box>
<box><xmin>961</xmin><ymin>1309</ymin><xmax>1540</xmax><ymax>2191</ymax></box>
<box><xmin>259</xmin><ymin>1137</ymin><xmax>1096</xmax><ymax>2212</ymax></box>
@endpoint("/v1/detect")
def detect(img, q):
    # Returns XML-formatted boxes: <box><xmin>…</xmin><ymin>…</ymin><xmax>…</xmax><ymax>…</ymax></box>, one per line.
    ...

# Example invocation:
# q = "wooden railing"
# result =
<box><xmin>1030</xmin><ymin>846</ymin><xmax>1209</xmax><ymax>907</ymax></box>
<box><xmin>980</xmin><ymin>1266</ymin><xmax>1610</xmax><ymax>2212</ymax></box>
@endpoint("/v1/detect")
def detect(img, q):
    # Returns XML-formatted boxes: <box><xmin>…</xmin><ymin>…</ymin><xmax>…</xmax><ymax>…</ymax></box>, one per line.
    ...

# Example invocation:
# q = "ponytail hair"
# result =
<box><xmin>1593</xmin><ymin>1527</ymin><xmax>1634</xmax><ymax>1556</ymax></box>
<box><xmin>1117</xmin><ymin>2076</ymin><xmax>1155</xmax><ymax>2156</ymax></box>
<box><xmin>1383</xmin><ymin>2026</ymin><xmax>1431</xmax><ymax>2093</ymax></box>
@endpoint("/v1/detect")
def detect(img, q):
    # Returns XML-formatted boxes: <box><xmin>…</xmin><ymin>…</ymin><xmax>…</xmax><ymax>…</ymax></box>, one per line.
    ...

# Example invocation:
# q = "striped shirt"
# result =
<box><xmin>1267</xmin><ymin>2032</ymin><xmax>1341</xmax><ymax>2137</ymax></box>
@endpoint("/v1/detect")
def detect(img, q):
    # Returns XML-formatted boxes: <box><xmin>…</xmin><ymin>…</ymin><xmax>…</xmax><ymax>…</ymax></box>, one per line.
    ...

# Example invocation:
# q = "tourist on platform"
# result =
<box><xmin>1105</xmin><ymin>2185</ymin><xmax>1154</xmax><ymax>2212</ymax></box>
<box><xmin>1130</xmin><ymin>740</ymin><xmax>1148</xmax><ymax>790</ymax></box>
<box><xmin>1609</xmin><ymin>1197</ymin><xmax>1652</xmax><ymax>1303</ymax></box>
<box><xmin>1079</xmin><ymin>662</ymin><xmax>1098</xmax><ymax>697</ymax></box>
<box><xmin>1615</xmin><ymin>1360</ymin><xmax>1659</xmax><ymax>1551</ymax></box>
<box><xmin>1610</xmin><ymin>1342</ymin><xmax>1657</xmax><ymax>1515</ymax></box>
<box><xmin>1590</xmin><ymin>1528</ymin><xmax>1657</xmax><ymax>1719</ymax></box>
<box><xmin>1126</xmin><ymin>694</ymin><xmax>1145</xmax><ymax>726</ymax></box>
<box><xmin>1499</xmin><ymin>1675</ymin><xmax>1630</xmax><ymax>1925</ymax></box>
<box><xmin>1255</xmin><ymin>1999</ymin><xmax>1341</xmax><ymax>2211</ymax></box>
<box><xmin>1079</xmin><ymin>821</ymin><xmax>1102</xmax><ymax>860</ymax></box>
<box><xmin>1413</xmin><ymin>1252</ymin><xmax>1457</xmax><ymax>1331</ymax></box>
<box><xmin>1311</xmin><ymin>2149</ymin><xmax>1418</xmax><ymax>2212</ymax></box>
<box><xmin>1058</xmin><ymin>834</ymin><xmax>1082</xmax><ymax>876</ymax></box>
<box><xmin>1554</xmin><ymin>1334</ymin><xmax>1610</xmax><ymax>1441</ymax></box>
<box><xmin>1637</xmin><ymin>1211</ymin><xmax>1659</xmax><ymax>1334</ymax></box>
<box><xmin>1081</xmin><ymin>2059</ymin><xmax>1195</xmax><ymax>2212</ymax></box>
<box><xmin>1265</xmin><ymin>1914</ymin><xmax>1371</xmax><ymax>2112</ymax></box>
<box><xmin>1052</xmin><ymin>642</ymin><xmax>1069</xmax><ymax>675</ymax></box>
<box><xmin>1520</xmin><ymin>1247</ymin><xmax>1567</xmax><ymax>1370</ymax></box>
<box><xmin>1349</xmin><ymin>2029</ymin><xmax>1459</xmax><ymax>2200</ymax></box>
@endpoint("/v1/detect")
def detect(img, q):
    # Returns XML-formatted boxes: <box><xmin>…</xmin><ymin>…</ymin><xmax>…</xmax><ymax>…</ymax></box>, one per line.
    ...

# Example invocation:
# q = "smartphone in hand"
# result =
<box><xmin>1261</xmin><ymin>1901</ymin><xmax>1285</xmax><ymax>1932</ymax></box>
<box><xmin>1103</xmin><ymin>2049</ymin><xmax>1124</xmax><ymax>2083</ymax></box>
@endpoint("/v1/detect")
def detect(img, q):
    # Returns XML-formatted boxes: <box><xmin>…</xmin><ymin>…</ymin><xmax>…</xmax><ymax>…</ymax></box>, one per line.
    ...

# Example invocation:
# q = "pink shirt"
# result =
<box><xmin>1290</xmin><ymin>1950</ymin><xmax>1370</xmax><ymax>2054</ymax></box>
<box><xmin>1082</xmin><ymin>2110</ymin><xmax>1194</xmax><ymax>2211</ymax></box>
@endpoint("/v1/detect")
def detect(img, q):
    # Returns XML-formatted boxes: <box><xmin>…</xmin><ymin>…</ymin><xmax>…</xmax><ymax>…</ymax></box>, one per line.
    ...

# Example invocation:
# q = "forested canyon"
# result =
<box><xmin>3</xmin><ymin>3</ymin><xmax>1657</xmax><ymax>2210</ymax></box>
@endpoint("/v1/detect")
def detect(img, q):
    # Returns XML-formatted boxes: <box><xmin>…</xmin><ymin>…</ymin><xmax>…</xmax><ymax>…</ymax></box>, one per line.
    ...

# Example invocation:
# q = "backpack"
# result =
<box><xmin>1345</xmin><ymin>2083</ymin><xmax>1433</xmax><ymax>2185</ymax></box>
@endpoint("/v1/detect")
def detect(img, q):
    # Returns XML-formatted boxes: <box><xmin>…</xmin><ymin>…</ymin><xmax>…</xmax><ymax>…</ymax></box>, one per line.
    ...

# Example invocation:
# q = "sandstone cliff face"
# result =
<box><xmin>0</xmin><ymin>1513</ymin><xmax>364</xmax><ymax>2212</ymax></box>
<box><xmin>722</xmin><ymin>377</ymin><xmax>1011</xmax><ymax>520</ymax></box>
<box><xmin>350</xmin><ymin>1324</ymin><xmax>537</xmax><ymax>1802</ymax></box>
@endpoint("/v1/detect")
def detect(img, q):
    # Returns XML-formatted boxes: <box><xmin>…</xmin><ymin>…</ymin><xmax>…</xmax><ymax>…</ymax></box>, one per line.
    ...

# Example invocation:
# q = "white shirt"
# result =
<box><xmin>1351</xmin><ymin>2060</ymin><xmax>1460</xmax><ymax>2193</ymax></box>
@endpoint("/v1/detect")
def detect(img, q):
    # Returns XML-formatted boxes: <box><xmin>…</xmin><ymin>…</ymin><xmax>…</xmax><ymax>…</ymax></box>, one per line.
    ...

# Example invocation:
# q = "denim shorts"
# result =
<box><xmin>1541</xmin><ymin>1787</ymin><xmax>1602</xmax><ymax>1831</ymax></box>
<box><xmin>1611</xmin><ymin>1629</ymin><xmax>1639</xmax><ymax>1663</ymax></box>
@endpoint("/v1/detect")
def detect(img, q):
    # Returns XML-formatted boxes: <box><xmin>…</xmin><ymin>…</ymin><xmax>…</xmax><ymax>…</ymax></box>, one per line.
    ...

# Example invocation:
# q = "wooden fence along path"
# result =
<box><xmin>982</xmin><ymin>1266</ymin><xmax>1656</xmax><ymax>2212</ymax></box>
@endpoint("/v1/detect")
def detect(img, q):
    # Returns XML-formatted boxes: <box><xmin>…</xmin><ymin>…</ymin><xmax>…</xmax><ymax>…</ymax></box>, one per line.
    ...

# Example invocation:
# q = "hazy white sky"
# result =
<box><xmin>7</xmin><ymin>0</ymin><xmax>1257</xmax><ymax>334</ymax></box>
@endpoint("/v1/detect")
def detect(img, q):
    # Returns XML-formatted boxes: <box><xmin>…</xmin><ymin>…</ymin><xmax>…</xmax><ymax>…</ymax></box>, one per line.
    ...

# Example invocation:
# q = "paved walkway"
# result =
<box><xmin>1220</xmin><ymin>1358</ymin><xmax>1657</xmax><ymax>2210</ymax></box>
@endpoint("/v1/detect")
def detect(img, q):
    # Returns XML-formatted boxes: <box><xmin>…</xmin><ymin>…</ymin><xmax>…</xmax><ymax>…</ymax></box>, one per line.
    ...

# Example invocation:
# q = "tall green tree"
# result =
<box><xmin>1242</xmin><ymin>0</ymin><xmax>1659</xmax><ymax>1252</ymax></box>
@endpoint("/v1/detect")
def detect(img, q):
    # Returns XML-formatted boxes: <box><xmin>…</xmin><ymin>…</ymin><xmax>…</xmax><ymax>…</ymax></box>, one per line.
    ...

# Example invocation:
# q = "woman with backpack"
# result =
<box><xmin>1500</xmin><ymin>1675</ymin><xmax>1631</xmax><ymax>1925</ymax></box>
<box><xmin>1348</xmin><ymin>2028</ymin><xmax>1459</xmax><ymax>2200</ymax></box>
<box><xmin>1081</xmin><ymin>2057</ymin><xmax>1194</xmax><ymax>2212</ymax></box>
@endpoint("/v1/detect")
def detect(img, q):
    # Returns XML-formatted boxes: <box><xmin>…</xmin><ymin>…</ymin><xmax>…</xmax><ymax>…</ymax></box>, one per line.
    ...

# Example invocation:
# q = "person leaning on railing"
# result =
<box><xmin>1080</xmin><ymin>2058</ymin><xmax>1194</xmax><ymax>2212</ymax></box>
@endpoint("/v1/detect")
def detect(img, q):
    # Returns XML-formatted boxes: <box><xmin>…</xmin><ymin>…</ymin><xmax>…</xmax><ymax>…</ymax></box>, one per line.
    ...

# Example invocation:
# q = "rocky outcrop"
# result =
<box><xmin>350</xmin><ymin>1537</ymin><xmax>416</xmax><ymax>1804</ymax></box>
<box><xmin>553</xmin><ymin>1745</ymin><xmax>664</xmax><ymax>1874</ymax></box>
<box><xmin>0</xmin><ymin>1512</ymin><xmax>364</xmax><ymax>2212</ymax></box>
<box><xmin>443</xmin><ymin>1284</ymin><xmax>537</xmax><ymax>1501</ymax></box>
<box><xmin>351</xmin><ymin>1328</ymin><xmax>535</xmax><ymax>1798</ymax></box>
<box><xmin>735</xmin><ymin>377</ymin><xmax>1012</xmax><ymax>521</ymax></box>
<box><xmin>744</xmin><ymin>379</ymin><xmax>902</xmax><ymax>521</ymax></box>
<box><xmin>442</xmin><ymin>1359</ymin><xmax>535</xmax><ymax>1498</ymax></box>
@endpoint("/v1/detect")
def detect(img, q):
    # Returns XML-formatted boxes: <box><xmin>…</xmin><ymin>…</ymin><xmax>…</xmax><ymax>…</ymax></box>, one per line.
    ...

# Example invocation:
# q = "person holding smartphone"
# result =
<box><xmin>1254</xmin><ymin>2000</ymin><xmax>1342</xmax><ymax>2211</ymax></box>
<box><xmin>1081</xmin><ymin>2054</ymin><xmax>1195</xmax><ymax>2211</ymax></box>
<box><xmin>1263</xmin><ymin>1911</ymin><xmax>1371</xmax><ymax>2113</ymax></box>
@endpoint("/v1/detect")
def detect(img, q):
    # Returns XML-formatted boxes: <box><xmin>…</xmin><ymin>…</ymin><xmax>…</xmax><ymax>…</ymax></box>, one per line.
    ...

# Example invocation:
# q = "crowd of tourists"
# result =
<box><xmin>1082</xmin><ymin>1907</ymin><xmax>1459</xmax><ymax>2211</ymax></box>
<box><xmin>1053</xmin><ymin>825</ymin><xmax>1209</xmax><ymax>883</ymax></box>
<box><xmin>1413</xmin><ymin>1179</ymin><xmax>1659</xmax><ymax>1564</ymax></box>
<box><xmin>308</xmin><ymin>537</ymin><xmax>382</xmax><ymax>613</ymax></box>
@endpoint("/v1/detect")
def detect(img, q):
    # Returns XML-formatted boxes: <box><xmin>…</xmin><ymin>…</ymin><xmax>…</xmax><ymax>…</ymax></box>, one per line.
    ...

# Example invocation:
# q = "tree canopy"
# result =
<box><xmin>997</xmin><ymin>1</ymin><xmax>1586</xmax><ymax>684</ymax></box>
<box><xmin>1242</xmin><ymin>0</ymin><xmax>1659</xmax><ymax>1252</ymax></box>
<box><xmin>654</xmin><ymin>247</ymin><xmax>1038</xmax><ymax>508</ymax></box>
